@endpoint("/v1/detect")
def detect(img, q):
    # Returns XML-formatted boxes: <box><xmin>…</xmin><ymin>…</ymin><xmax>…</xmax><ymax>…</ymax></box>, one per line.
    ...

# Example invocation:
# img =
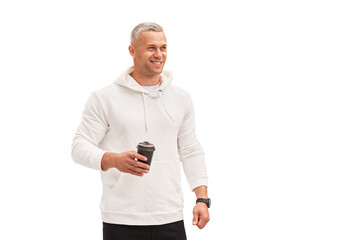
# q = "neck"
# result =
<box><xmin>131</xmin><ymin>69</ymin><xmax>161</xmax><ymax>86</ymax></box>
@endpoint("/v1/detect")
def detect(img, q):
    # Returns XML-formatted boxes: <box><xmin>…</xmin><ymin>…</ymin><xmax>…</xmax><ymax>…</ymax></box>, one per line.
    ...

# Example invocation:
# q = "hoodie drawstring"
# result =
<box><xmin>142</xmin><ymin>93</ymin><xmax>149</xmax><ymax>133</ymax></box>
<box><xmin>159</xmin><ymin>90</ymin><xmax>175</xmax><ymax>122</ymax></box>
<box><xmin>141</xmin><ymin>90</ymin><xmax>175</xmax><ymax>136</ymax></box>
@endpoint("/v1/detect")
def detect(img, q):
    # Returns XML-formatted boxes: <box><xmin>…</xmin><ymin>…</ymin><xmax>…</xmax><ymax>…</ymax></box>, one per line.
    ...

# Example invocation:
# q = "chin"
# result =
<box><xmin>151</xmin><ymin>68</ymin><xmax>164</xmax><ymax>74</ymax></box>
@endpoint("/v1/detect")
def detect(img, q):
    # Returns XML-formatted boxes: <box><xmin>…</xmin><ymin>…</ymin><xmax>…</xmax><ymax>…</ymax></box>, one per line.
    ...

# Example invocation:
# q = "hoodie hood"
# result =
<box><xmin>114</xmin><ymin>66</ymin><xmax>173</xmax><ymax>95</ymax></box>
<box><xmin>113</xmin><ymin>66</ymin><xmax>175</xmax><ymax>133</ymax></box>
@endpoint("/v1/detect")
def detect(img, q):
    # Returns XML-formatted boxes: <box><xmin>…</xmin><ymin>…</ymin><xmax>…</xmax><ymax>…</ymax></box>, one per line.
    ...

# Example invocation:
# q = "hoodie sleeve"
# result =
<box><xmin>71</xmin><ymin>92</ymin><xmax>108</xmax><ymax>171</ymax></box>
<box><xmin>177</xmin><ymin>94</ymin><xmax>208</xmax><ymax>191</ymax></box>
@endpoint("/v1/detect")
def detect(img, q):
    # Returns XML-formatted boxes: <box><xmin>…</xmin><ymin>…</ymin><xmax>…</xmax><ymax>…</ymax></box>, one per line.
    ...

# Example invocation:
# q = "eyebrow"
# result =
<box><xmin>147</xmin><ymin>43</ymin><xmax>167</xmax><ymax>47</ymax></box>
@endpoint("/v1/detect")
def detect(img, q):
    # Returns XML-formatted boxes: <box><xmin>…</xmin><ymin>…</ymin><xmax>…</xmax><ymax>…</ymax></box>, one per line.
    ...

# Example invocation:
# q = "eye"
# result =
<box><xmin>148</xmin><ymin>46</ymin><xmax>155</xmax><ymax>50</ymax></box>
<box><xmin>161</xmin><ymin>46</ymin><xmax>167</xmax><ymax>50</ymax></box>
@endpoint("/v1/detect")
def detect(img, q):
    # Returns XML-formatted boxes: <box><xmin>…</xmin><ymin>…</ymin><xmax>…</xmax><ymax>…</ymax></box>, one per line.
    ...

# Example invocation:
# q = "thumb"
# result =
<box><xmin>193</xmin><ymin>211</ymin><xmax>199</xmax><ymax>225</ymax></box>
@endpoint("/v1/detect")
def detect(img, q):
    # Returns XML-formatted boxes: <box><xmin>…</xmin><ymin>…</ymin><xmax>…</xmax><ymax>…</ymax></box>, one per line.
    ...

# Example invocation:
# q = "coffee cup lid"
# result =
<box><xmin>137</xmin><ymin>141</ymin><xmax>155</xmax><ymax>151</ymax></box>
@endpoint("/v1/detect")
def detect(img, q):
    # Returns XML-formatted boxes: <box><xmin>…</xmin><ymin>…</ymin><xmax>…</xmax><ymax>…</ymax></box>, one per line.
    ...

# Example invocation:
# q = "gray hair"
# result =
<box><xmin>131</xmin><ymin>22</ymin><xmax>164</xmax><ymax>45</ymax></box>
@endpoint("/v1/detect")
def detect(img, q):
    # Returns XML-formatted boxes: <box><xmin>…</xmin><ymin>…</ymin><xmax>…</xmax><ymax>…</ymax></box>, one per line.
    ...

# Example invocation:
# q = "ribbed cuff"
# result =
<box><xmin>189</xmin><ymin>177</ymin><xmax>208</xmax><ymax>191</ymax></box>
<box><xmin>91</xmin><ymin>149</ymin><xmax>106</xmax><ymax>171</ymax></box>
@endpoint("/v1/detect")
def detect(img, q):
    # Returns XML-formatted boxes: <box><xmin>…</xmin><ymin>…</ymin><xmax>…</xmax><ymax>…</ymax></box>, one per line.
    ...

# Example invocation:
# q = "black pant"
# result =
<box><xmin>103</xmin><ymin>220</ymin><xmax>187</xmax><ymax>240</ymax></box>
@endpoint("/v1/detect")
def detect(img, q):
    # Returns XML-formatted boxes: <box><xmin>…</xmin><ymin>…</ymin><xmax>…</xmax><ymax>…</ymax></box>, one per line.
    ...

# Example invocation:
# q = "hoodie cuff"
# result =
<box><xmin>91</xmin><ymin>149</ymin><xmax>106</xmax><ymax>171</ymax></box>
<box><xmin>189</xmin><ymin>177</ymin><xmax>209</xmax><ymax>191</ymax></box>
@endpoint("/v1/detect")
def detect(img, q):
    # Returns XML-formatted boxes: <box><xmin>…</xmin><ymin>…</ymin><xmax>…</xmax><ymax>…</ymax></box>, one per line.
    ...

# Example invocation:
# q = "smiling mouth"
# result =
<box><xmin>150</xmin><ymin>61</ymin><xmax>162</xmax><ymax>65</ymax></box>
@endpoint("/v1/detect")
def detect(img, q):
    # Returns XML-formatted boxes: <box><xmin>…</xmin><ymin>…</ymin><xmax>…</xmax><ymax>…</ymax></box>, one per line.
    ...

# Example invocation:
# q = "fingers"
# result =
<box><xmin>128</xmin><ymin>156</ymin><xmax>149</xmax><ymax>170</ymax></box>
<box><xmin>129</xmin><ymin>151</ymin><xmax>148</xmax><ymax>162</ymax></box>
<box><xmin>130</xmin><ymin>162</ymin><xmax>149</xmax><ymax>173</ymax></box>
<box><xmin>113</xmin><ymin>151</ymin><xmax>150</xmax><ymax>176</ymax></box>
<box><xmin>192</xmin><ymin>211</ymin><xmax>199</xmax><ymax>226</ymax></box>
<box><xmin>128</xmin><ymin>151</ymin><xmax>149</xmax><ymax>171</ymax></box>
<box><xmin>126</xmin><ymin>153</ymin><xmax>149</xmax><ymax>176</ymax></box>
<box><xmin>133</xmin><ymin>161</ymin><xmax>150</xmax><ymax>170</ymax></box>
<box><xmin>197</xmin><ymin>215</ymin><xmax>209</xmax><ymax>229</ymax></box>
<box><xmin>128</xmin><ymin>168</ymin><xmax>145</xmax><ymax>177</ymax></box>
<box><xmin>193</xmin><ymin>205</ymin><xmax>210</xmax><ymax>229</ymax></box>
<box><xmin>123</xmin><ymin>164</ymin><xmax>148</xmax><ymax>176</ymax></box>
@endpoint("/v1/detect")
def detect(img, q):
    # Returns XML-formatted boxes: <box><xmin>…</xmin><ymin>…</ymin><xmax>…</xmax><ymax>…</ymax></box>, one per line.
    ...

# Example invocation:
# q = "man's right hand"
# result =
<box><xmin>101</xmin><ymin>151</ymin><xmax>149</xmax><ymax>176</ymax></box>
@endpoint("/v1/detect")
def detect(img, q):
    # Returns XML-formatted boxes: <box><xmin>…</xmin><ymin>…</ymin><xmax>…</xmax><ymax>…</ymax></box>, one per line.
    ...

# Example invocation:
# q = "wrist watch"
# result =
<box><xmin>196</xmin><ymin>198</ymin><xmax>211</xmax><ymax>208</ymax></box>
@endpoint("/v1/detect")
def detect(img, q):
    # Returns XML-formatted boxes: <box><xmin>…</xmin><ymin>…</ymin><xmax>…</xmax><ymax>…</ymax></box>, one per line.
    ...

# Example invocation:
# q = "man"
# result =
<box><xmin>72</xmin><ymin>22</ymin><xmax>210</xmax><ymax>240</ymax></box>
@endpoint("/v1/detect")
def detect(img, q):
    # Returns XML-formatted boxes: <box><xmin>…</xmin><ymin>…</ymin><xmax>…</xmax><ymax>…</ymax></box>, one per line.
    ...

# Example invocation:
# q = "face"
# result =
<box><xmin>129</xmin><ymin>31</ymin><xmax>167</xmax><ymax>77</ymax></box>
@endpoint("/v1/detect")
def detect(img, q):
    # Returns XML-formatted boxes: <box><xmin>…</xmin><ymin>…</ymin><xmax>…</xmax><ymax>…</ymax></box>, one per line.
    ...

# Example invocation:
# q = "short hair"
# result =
<box><xmin>131</xmin><ymin>22</ymin><xmax>164</xmax><ymax>45</ymax></box>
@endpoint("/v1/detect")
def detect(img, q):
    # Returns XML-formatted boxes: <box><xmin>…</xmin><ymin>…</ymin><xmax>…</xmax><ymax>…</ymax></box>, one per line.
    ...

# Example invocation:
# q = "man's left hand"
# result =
<box><xmin>192</xmin><ymin>203</ymin><xmax>210</xmax><ymax>229</ymax></box>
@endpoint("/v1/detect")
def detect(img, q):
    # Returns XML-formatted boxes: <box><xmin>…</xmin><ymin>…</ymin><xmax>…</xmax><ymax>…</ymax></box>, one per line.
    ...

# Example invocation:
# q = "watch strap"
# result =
<box><xmin>196</xmin><ymin>198</ymin><xmax>211</xmax><ymax>208</ymax></box>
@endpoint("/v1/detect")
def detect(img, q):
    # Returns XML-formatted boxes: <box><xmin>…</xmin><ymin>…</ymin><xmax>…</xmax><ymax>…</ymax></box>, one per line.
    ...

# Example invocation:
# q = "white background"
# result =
<box><xmin>1</xmin><ymin>0</ymin><xmax>359</xmax><ymax>239</ymax></box>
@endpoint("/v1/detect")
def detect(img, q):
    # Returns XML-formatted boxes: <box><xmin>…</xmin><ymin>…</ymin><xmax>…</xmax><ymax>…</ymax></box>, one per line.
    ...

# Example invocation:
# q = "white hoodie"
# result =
<box><xmin>71</xmin><ymin>67</ymin><xmax>208</xmax><ymax>225</ymax></box>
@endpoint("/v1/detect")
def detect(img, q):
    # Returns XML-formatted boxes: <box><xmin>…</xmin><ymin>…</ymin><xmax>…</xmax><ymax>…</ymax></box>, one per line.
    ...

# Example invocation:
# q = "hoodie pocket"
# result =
<box><xmin>100</xmin><ymin>161</ymin><xmax>183</xmax><ymax>213</ymax></box>
<box><xmin>101</xmin><ymin>170</ymin><xmax>146</xmax><ymax>212</ymax></box>
<box><xmin>146</xmin><ymin>161</ymin><xmax>183</xmax><ymax>212</ymax></box>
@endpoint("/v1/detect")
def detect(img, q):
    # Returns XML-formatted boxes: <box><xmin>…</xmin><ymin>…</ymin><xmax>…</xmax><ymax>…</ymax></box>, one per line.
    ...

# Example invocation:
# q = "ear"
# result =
<box><xmin>128</xmin><ymin>45</ymin><xmax>135</xmax><ymax>57</ymax></box>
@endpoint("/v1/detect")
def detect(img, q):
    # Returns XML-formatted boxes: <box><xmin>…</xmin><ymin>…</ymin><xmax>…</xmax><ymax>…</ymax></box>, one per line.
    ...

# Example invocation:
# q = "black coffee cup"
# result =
<box><xmin>137</xmin><ymin>141</ymin><xmax>156</xmax><ymax>166</ymax></box>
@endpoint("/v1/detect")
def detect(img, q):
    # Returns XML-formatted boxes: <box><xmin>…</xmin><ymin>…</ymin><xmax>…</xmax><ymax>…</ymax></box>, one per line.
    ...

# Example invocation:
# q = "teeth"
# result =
<box><xmin>152</xmin><ymin>61</ymin><xmax>161</xmax><ymax>64</ymax></box>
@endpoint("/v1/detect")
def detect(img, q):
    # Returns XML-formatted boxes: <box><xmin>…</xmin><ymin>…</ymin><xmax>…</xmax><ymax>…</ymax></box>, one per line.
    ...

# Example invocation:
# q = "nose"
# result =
<box><xmin>154</xmin><ymin>48</ymin><xmax>162</xmax><ymax>58</ymax></box>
